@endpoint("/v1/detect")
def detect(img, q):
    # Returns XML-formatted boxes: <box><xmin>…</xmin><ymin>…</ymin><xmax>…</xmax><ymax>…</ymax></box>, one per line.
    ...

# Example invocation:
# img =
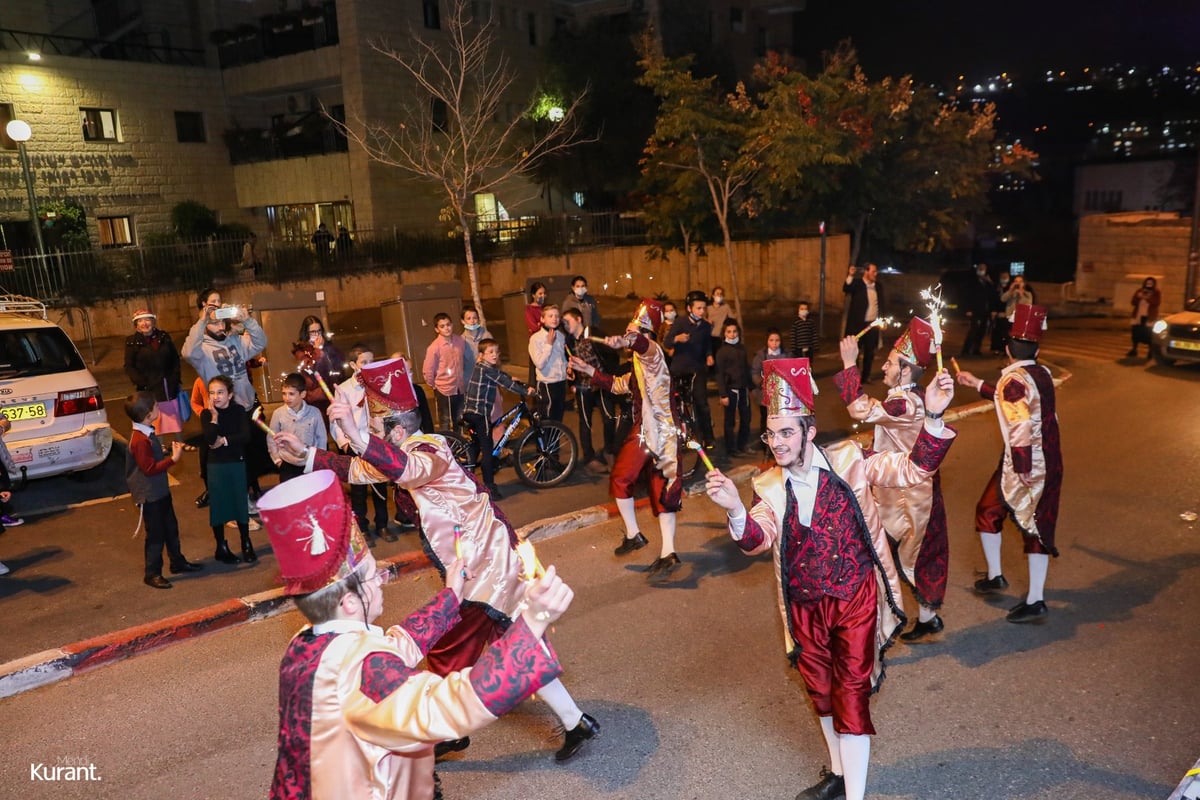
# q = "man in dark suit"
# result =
<box><xmin>959</xmin><ymin>262</ymin><xmax>997</xmax><ymax>357</ymax></box>
<box><xmin>842</xmin><ymin>263</ymin><xmax>885</xmax><ymax>383</ymax></box>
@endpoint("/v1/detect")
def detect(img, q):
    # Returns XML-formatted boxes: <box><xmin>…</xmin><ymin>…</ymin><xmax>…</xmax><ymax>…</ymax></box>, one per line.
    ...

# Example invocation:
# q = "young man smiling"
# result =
<box><xmin>704</xmin><ymin>358</ymin><xmax>956</xmax><ymax>800</ymax></box>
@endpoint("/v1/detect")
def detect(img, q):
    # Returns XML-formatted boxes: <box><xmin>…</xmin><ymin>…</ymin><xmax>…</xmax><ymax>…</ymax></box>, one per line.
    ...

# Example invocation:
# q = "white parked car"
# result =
<box><xmin>1151</xmin><ymin>297</ymin><xmax>1200</xmax><ymax>367</ymax></box>
<box><xmin>0</xmin><ymin>295</ymin><xmax>112</xmax><ymax>479</ymax></box>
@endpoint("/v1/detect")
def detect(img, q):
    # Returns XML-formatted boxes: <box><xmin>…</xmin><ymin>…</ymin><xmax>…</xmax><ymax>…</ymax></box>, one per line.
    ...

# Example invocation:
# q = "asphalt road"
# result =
<box><xmin>2</xmin><ymin>322</ymin><xmax>1199</xmax><ymax>799</ymax></box>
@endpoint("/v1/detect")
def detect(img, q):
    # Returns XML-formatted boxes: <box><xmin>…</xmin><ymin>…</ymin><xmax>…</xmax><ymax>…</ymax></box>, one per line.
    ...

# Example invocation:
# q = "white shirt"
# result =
<box><xmin>865</xmin><ymin>282</ymin><xmax>879</xmax><ymax>322</ymax></box>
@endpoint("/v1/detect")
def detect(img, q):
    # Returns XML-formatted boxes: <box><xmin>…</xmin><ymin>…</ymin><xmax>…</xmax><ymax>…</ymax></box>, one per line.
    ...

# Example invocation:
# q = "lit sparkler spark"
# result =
<box><xmin>854</xmin><ymin>316</ymin><xmax>894</xmax><ymax>340</ymax></box>
<box><xmin>920</xmin><ymin>285</ymin><xmax>947</xmax><ymax>373</ymax></box>
<box><xmin>515</xmin><ymin>540</ymin><xmax>545</xmax><ymax>582</ymax></box>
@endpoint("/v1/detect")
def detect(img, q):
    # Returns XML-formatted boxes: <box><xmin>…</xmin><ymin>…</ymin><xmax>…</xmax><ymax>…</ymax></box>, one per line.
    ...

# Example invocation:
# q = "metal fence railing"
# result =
<box><xmin>0</xmin><ymin>212</ymin><xmax>654</xmax><ymax>304</ymax></box>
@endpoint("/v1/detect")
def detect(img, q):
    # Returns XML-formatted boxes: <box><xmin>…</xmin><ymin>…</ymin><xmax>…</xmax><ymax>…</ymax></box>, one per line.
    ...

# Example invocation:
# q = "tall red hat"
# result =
<box><xmin>1010</xmin><ymin>304</ymin><xmax>1047</xmax><ymax>343</ymax></box>
<box><xmin>358</xmin><ymin>356</ymin><xmax>418</xmax><ymax>413</ymax></box>
<box><xmin>763</xmin><ymin>358</ymin><xmax>818</xmax><ymax>417</ymax></box>
<box><xmin>893</xmin><ymin>317</ymin><xmax>935</xmax><ymax>368</ymax></box>
<box><xmin>631</xmin><ymin>298</ymin><xmax>664</xmax><ymax>332</ymax></box>
<box><xmin>259</xmin><ymin>470</ymin><xmax>370</xmax><ymax>595</ymax></box>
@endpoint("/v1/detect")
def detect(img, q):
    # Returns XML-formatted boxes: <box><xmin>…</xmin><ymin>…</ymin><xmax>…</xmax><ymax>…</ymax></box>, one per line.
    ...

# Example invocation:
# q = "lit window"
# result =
<box><xmin>98</xmin><ymin>216</ymin><xmax>134</xmax><ymax>247</ymax></box>
<box><xmin>81</xmin><ymin>108</ymin><xmax>119</xmax><ymax>142</ymax></box>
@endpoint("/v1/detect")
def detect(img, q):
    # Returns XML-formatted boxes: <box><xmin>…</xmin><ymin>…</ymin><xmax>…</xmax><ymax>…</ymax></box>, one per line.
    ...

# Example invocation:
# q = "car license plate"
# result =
<box><xmin>1</xmin><ymin>402</ymin><xmax>48</xmax><ymax>421</ymax></box>
<box><xmin>1169</xmin><ymin>339</ymin><xmax>1200</xmax><ymax>352</ymax></box>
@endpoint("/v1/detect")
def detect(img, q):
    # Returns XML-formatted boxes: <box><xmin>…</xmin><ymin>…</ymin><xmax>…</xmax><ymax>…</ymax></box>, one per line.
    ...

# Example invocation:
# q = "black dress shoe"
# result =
<box><xmin>169</xmin><ymin>560</ymin><xmax>204</xmax><ymax>574</ymax></box>
<box><xmin>973</xmin><ymin>574</ymin><xmax>1009</xmax><ymax>595</ymax></box>
<box><xmin>194</xmin><ymin>490</ymin><xmax>209</xmax><ymax>508</ymax></box>
<box><xmin>144</xmin><ymin>575</ymin><xmax>173</xmax><ymax>590</ymax></box>
<box><xmin>900</xmin><ymin>615</ymin><xmax>944</xmax><ymax>642</ymax></box>
<box><xmin>555</xmin><ymin>713</ymin><xmax>599</xmax><ymax>762</ymax></box>
<box><xmin>434</xmin><ymin>737</ymin><xmax>470</xmax><ymax>759</ymax></box>
<box><xmin>795</xmin><ymin>766</ymin><xmax>845</xmax><ymax>800</ymax></box>
<box><xmin>1006</xmin><ymin>600</ymin><xmax>1048</xmax><ymax>624</ymax></box>
<box><xmin>646</xmin><ymin>552</ymin><xmax>682</xmax><ymax>581</ymax></box>
<box><xmin>614</xmin><ymin>532</ymin><xmax>648</xmax><ymax>556</ymax></box>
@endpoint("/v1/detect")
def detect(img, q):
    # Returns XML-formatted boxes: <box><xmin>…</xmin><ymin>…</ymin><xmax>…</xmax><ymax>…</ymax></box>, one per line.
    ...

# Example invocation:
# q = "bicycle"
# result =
<box><xmin>671</xmin><ymin>374</ymin><xmax>701</xmax><ymax>482</ymax></box>
<box><xmin>444</xmin><ymin>398</ymin><xmax>580</xmax><ymax>489</ymax></box>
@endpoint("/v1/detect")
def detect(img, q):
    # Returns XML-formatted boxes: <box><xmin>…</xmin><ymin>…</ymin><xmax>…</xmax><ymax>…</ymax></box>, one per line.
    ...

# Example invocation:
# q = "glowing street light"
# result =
<box><xmin>5</xmin><ymin>119</ymin><xmax>46</xmax><ymax>258</ymax></box>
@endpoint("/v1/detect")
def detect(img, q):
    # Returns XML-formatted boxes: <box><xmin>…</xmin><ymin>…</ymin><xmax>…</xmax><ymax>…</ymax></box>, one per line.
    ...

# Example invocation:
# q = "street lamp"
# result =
<box><xmin>5</xmin><ymin>119</ymin><xmax>46</xmax><ymax>259</ymax></box>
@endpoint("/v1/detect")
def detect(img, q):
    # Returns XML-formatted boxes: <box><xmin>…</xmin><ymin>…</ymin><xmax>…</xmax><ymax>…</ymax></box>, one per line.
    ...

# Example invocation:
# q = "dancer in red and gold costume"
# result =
<box><xmin>275</xmin><ymin>357</ymin><xmax>598</xmax><ymax>763</ymax></box>
<box><xmin>955</xmin><ymin>303</ymin><xmax>1063</xmax><ymax>624</ymax></box>
<box><xmin>262</xmin><ymin>469</ymin><xmax>572</xmax><ymax>800</ymax></box>
<box><xmin>569</xmin><ymin>298</ymin><xmax>684</xmax><ymax>580</ymax></box>
<box><xmin>704</xmin><ymin>358</ymin><xmax>956</xmax><ymax>800</ymax></box>
<box><xmin>835</xmin><ymin>317</ymin><xmax>951</xmax><ymax>641</ymax></box>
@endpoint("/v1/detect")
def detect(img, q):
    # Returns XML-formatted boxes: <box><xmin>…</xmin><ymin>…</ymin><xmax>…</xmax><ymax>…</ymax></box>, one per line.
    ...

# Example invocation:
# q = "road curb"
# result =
<box><xmin>0</xmin><ymin>390</ymin><xmax>1025</xmax><ymax>700</ymax></box>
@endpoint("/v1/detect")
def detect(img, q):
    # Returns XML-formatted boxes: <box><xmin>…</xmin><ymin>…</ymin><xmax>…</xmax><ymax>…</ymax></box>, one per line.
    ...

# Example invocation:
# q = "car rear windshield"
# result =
<box><xmin>0</xmin><ymin>327</ymin><xmax>86</xmax><ymax>377</ymax></box>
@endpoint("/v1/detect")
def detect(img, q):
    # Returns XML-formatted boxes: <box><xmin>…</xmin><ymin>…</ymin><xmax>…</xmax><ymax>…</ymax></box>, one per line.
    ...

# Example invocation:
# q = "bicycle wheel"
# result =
<box><xmin>441</xmin><ymin>431</ymin><xmax>478</xmax><ymax>472</ymax></box>
<box><xmin>514</xmin><ymin>420</ymin><xmax>579</xmax><ymax>488</ymax></box>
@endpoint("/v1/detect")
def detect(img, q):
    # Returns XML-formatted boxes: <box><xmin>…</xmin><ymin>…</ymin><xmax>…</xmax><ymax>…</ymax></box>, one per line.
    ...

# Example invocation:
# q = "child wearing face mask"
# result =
<box><xmin>657</xmin><ymin>303</ymin><xmax>678</xmax><ymax>361</ymax></box>
<box><xmin>714</xmin><ymin>321</ymin><xmax>752</xmax><ymax>456</ymax></box>
<box><xmin>460</xmin><ymin>306</ymin><xmax>492</xmax><ymax>368</ymax></box>
<box><xmin>789</xmin><ymin>300</ymin><xmax>818</xmax><ymax>359</ymax></box>
<box><xmin>705</xmin><ymin>286</ymin><xmax>733</xmax><ymax>358</ymax></box>
<box><xmin>752</xmin><ymin>328</ymin><xmax>792</xmax><ymax>451</ymax></box>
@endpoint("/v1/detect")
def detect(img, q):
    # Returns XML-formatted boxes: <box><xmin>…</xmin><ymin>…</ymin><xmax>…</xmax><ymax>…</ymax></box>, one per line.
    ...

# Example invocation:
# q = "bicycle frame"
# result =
<box><xmin>489</xmin><ymin>401</ymin><xmax>530</xmax><ymax>459</ymax></box>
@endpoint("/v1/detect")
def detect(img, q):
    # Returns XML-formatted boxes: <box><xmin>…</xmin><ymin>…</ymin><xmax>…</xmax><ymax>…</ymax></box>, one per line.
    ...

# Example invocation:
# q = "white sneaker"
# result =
<box><xmin>226</xmin><ymin>518</ymin><xmax>262</xmax><ymax>531</ymax></box>
<box><xmin>0</xmin><ymin>561</ymin><xmax>9</xmax><ymax>575</ymax></box>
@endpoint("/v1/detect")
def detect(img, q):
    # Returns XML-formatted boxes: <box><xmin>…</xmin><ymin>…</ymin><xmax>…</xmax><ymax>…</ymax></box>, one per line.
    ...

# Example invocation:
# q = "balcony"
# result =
<box><xmin>223</xmin><ymin>107</ymin><xmax>347</xmax><ymax>166</ymax></box>
<box><xmin>211</xmin><ymin>2</ymin><xmax>338</xmax><ymax>69</ymax></box>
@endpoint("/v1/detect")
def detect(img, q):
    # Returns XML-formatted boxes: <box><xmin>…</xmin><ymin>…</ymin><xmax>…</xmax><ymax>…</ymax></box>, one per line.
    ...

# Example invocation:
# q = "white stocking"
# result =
<box><xmin>918</xmin><ymin>604</ymin><xmax>937</xmax><ymax>623</ymax></box>
<box><xmin>839</xmin><ymin>733</ymin><xmax>871</xmax><ymax>800</ymax></box>
<box><xmin>817</xmin><ymin>716</ymin><xmax>843</xmax><ymax>775</ymax></box>
<box><xmin>534</xmin><ymin>678</ymin><xmax>583</xmax><ymax>730</ymax></box>
<box><xmin>658</xmin><ymin>512</ymin><xmax>677</xmax><ymax>557</ymax></box>
<box><xmin>979</xmin><ymin>531</ymin><xmax>1003</xmax><ymax>579</ymax></box>
<box><xmin>615</xmin><ymin>496</ymin><xmax>640</xmax><ymax>539</ymax></box>
<box><xmin>1027</xmin><ymin>553</ymin><xmax>1049</xmax><ymax>603</ymax></box>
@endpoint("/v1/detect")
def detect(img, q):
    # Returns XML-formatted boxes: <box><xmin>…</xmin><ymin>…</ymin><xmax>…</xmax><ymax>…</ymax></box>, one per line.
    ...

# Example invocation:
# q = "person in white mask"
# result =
<box><xmin>561</xmin><ymin>275</ymin><xmax>603</xmax><ymax>337</ymax></box>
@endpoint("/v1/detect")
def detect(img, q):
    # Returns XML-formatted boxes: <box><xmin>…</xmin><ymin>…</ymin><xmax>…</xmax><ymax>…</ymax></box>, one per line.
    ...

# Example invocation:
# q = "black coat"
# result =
<box><xmin>842</xmin><ymin>277</ymin><xmax>886</xmax><ymax>333</ymax></box>
<box><xmin>124</xmin><ymin>329</ymin><xmax>181</xmax><ymax>401</ymax></box>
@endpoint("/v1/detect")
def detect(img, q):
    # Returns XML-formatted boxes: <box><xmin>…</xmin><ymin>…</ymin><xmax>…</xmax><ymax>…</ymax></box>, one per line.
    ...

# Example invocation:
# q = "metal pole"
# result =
<box><xmin>818</xmin><ymin>220</ymin><xmax>827</xmax><ymax>345</ymax></box>
<box><xmin>1186</xmin><ymin>143</ymin><xmax>1200</xmax><ymax>303</ymax></box>
<box><xmin>16</xmin><ymin>141</ymin><xmax>45</xmax><ymax>258</ymax></box>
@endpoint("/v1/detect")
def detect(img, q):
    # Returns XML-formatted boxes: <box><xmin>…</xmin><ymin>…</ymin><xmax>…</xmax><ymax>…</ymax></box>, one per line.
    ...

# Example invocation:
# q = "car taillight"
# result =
<box><xmin>55</xmin><ymin>387</ymin><xmax>104</xmax><ymax>417</ymax></box>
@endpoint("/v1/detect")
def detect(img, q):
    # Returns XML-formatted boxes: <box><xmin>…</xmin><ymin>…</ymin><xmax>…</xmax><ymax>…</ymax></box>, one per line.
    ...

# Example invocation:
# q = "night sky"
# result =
<box><xmin>795</xmin><ymin>0</ymin><xmax>1200</xmax><ymax>84</ymax></box>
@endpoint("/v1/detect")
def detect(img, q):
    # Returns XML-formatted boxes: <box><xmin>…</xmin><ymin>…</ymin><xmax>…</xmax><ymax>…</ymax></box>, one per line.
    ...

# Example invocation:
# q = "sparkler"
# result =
<box><xmin>950</xmin><ymin>357</ymin><xmax>961</xmax><ymax>377</ymax></box>
<box><xmin>920</xmin><ymin>285</ymin><xmax>947</xmax><ymax>373</ymax></box>
<box><xmin>515</xmin><ymin>539</ymin><xmax>545</xmax><ymax>582</ymax></box>
<box><xmin>453</xmin><ymin>524</ymin><xmax>463</xmax><ymax>560</ymax></box>
<box><xmin>686</xmin><ymin>440</ymin><xmax>715</xmax><ymax>473</ymax></box>
<box><xmin>309</xmin><ymin>369</ymin><xmax>335</xmax><ymax>402</ymax></box>
<box><xmin>250</xmin><ymin>406</ymin><xmax>273</xmax><ymax>435</ymax></box>
<box><xmin>854</xmin><ymin>316</ymin><xmax>894</xmax><ymax>340</ymax></box>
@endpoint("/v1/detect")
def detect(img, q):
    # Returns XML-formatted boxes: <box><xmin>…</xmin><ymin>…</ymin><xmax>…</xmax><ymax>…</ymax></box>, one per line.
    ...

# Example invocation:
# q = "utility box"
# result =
<box><xmin>381</xmin><ymin>281</ymin><xmax>463</xmax><ymax>385</ymax></box>
<box><xmin>251</xmin><ymin>289</ymin><xmax>329</xmax><ymax>403</ymax></box>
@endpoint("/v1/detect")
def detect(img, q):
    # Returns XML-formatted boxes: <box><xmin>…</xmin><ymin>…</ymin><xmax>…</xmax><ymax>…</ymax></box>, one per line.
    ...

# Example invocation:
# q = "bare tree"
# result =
<box><xmin>339</xmin><ymin>0</ymin><xmax>587</xmax><ymax>328</ymax></box>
